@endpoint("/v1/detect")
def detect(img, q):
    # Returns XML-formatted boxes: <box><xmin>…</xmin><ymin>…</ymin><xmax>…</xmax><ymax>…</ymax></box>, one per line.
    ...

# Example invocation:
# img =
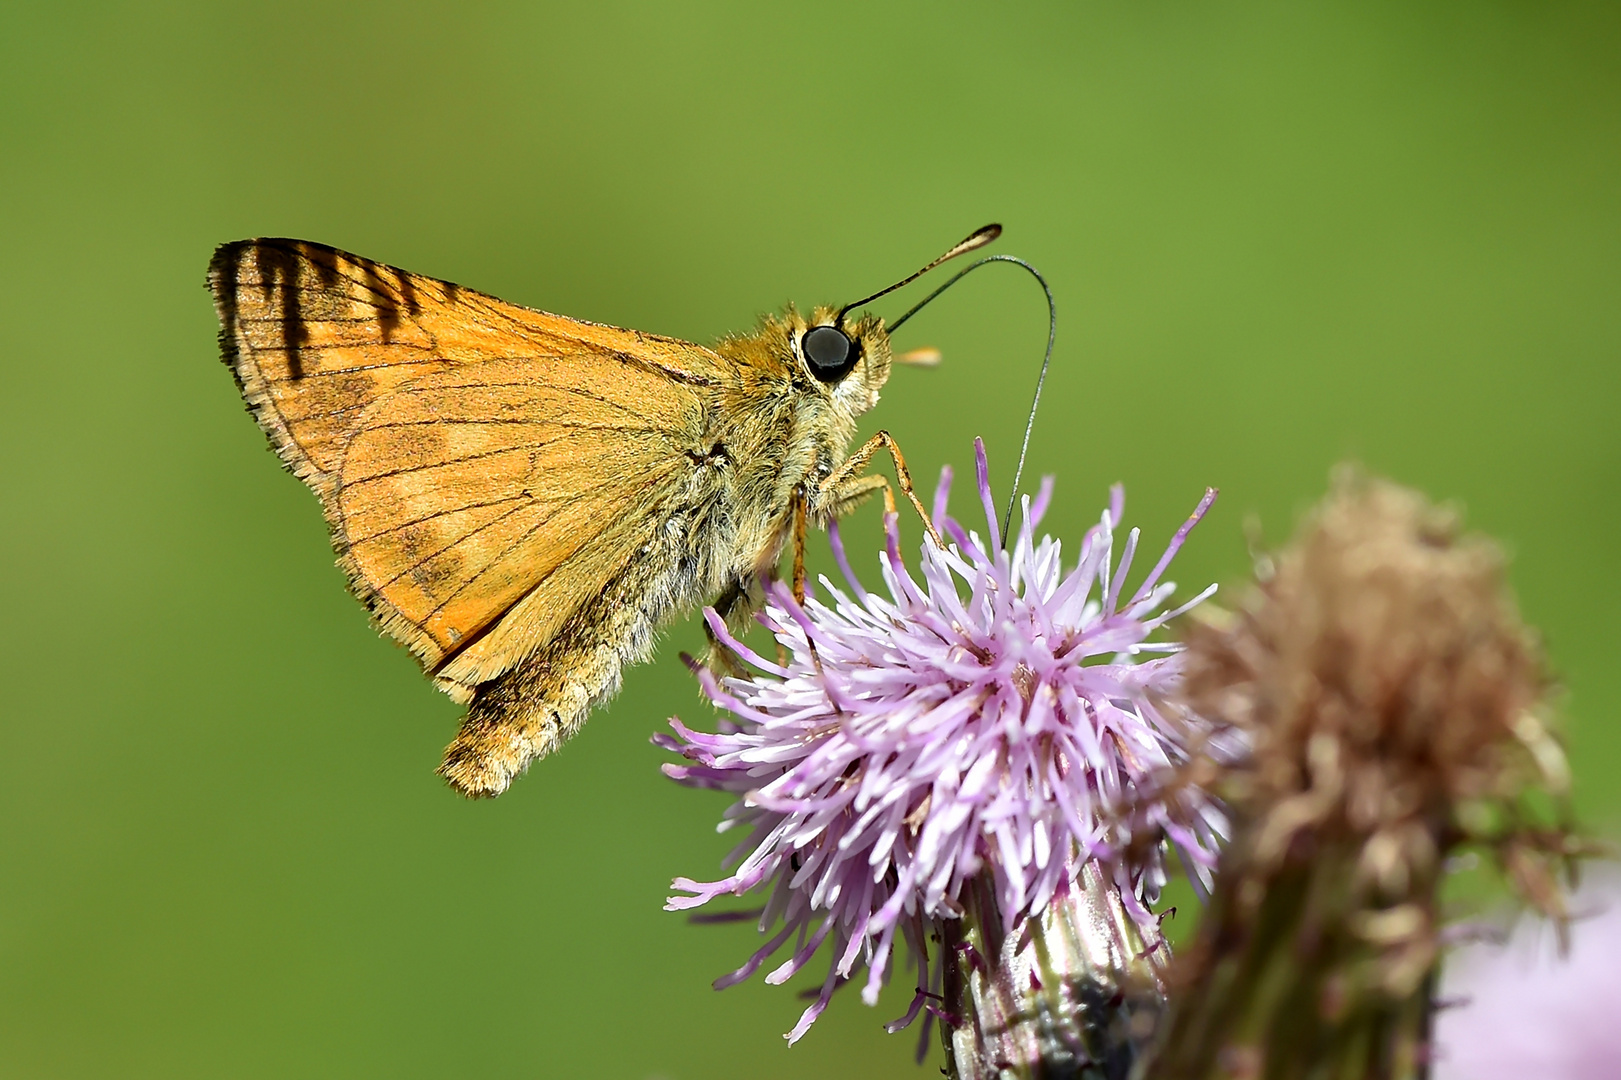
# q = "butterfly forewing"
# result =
<box><xmin>210</xmin><ymin>238</ymin><xmax>733</xmax><ymax>688</ymax></box>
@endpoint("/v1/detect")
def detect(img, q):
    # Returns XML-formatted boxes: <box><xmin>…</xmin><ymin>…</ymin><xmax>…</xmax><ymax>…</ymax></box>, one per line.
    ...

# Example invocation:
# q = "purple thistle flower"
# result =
<box><xmin>657</xmin><ymin>439</ymin><xmax>1223</xmax><ymax>1044</ymax></box>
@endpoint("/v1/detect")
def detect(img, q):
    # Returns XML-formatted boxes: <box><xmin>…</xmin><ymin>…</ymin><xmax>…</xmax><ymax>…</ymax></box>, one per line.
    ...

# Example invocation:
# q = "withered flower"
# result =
<box><xmin>1146</xmin><ymin>474</ymin><xmax>1582</xmax><ymax>1080</ymax></box>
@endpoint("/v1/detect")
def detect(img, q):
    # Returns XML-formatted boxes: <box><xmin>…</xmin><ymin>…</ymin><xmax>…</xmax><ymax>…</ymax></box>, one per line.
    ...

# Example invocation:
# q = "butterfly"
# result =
<box><xmin>209</xmin><ymin>225</ymin><xmax>1002</xmax><ymax>796</ymax></box>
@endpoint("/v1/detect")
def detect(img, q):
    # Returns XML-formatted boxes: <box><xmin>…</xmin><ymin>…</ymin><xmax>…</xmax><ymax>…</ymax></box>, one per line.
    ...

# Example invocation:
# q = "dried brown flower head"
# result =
<box><xmin>1146</xmin><ymin>473</ymin><xmax>1581</xmax><ymax>1080</ymax></box>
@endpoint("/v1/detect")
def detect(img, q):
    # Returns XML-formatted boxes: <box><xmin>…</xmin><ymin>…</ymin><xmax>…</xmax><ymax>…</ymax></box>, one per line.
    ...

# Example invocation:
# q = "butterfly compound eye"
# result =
<box><xmin>802</xmin><ymin>325</ymin><xmax>858</xmax><ymax>383</ymax></box>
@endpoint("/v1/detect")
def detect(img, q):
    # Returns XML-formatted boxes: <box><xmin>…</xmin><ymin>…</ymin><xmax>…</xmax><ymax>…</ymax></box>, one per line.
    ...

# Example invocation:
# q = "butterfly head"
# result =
<box><xmin>795</xmin><ymin>305</ymin><xmax>893</xmax><ymax>416</ymax></box>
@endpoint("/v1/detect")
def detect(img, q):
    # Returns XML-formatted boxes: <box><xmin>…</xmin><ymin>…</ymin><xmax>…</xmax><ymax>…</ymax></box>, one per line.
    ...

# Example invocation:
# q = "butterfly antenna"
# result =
<box><xmin>836</xmin><ymin>224</ymin><xmax>1002</xmax><ymax>324</ymax></box>
<box><xmin>885</xmin><ymin>254</ymin><xmax>1056</xmax><ymax>547</ymax></box>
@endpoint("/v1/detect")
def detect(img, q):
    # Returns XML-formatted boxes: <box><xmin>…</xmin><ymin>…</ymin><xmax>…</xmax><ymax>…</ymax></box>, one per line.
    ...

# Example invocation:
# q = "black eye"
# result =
<box><xmin>802</xmin><ymin>325</ymin><xmax>859</xmax><ymax>383</ymax></box>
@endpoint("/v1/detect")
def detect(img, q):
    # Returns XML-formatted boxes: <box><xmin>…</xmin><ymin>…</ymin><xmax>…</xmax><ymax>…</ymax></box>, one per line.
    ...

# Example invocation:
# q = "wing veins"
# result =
<box><xmin>238</xmin><ymin>314</ymin><xmax>396</xmax><ymax>326</ymax></box>
<box><xmin>344</xmin><ymin>433</ymin><xmax>579</xmax><ymax>488</ymax></box>
<box><xmin>610</xmin><ymin>351</ymin><xmax>721</xmax><ymax>388</ymax></box>
<box><xmin>419</xmin><ymin>472</ymin><xmax>637</xmax><ymax>623</ymax></box>
<box><xmin>240</xmin><ymin>345</ymin><xmax>439</xmax><ymax>368</ymax></box>
<box><xmin>344</xmin><ymin>494</ymin><xmax>530</xmax><ymax>545</ymax></box>
<box><xmin>280</xmin><ymin>401</ymin><xmax>376</xmax><ymax>423</ymax></box>
<box><xmin>374</xmin><ymin>499</ymin><xmax>537</xmax><ymax>590</ymax></box>
<box><xmin>399</xmin><ymin>376</ymin><xmax>643</xmax><ymax>414</ymax></box>
<box><xmin>360</xmin><ymin>418</ymin><xmax>664</xmax><ymax>433</ymax></box>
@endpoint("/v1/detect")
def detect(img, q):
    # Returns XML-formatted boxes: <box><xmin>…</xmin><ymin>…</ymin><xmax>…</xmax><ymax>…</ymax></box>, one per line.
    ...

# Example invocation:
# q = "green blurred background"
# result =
<box><xmin>2</xmin><ymin>2</ymin><xmax>1617</xmax><ymax>1076</ymax></box>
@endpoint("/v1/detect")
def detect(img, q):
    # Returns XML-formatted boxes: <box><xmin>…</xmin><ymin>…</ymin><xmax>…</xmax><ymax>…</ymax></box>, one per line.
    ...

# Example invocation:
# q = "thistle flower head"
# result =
<box><xmin>658</xmin><ymin>440</ymin><xmax>1222</xmax><ymax>1042</ymax></box>
<box><xmin>1147</xmin><ymin>473</ymin><xmax>1583</xmax><ymax>1080</ymax></box>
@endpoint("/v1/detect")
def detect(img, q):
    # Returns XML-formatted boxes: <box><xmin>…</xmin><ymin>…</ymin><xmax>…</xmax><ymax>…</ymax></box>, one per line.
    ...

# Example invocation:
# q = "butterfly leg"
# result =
<box><xmin>791</xmin><ymin>486</ymin><xmax>810</xmax><ymax>603</ymax></box>
<box><xmin>821</xmin><ymin>473</ymin><xmax>890</xmax><ymax>519</ymax></box>
<box><xmin>816</xmin><ymin>430</ymin><xmax>943</xmax><ymax>548</ymax></box>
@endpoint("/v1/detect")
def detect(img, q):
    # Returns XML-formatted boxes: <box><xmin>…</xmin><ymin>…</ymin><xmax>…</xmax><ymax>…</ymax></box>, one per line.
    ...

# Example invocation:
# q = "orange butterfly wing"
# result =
<box><xmin>210</xmin><ymin>239</ymin><xmax>734</xmax><ymax>692</ymax></box>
